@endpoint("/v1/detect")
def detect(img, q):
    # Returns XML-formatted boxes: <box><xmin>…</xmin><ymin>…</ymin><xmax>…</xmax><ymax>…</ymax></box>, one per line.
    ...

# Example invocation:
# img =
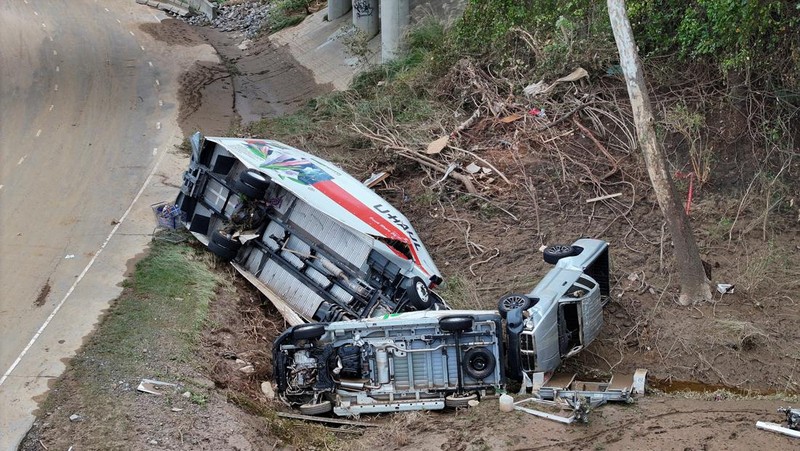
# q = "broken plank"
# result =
<box><xmin>586</xmin><ymin>192</ymin><xmax>622</xmax><ymax>203</ymax></box>
<box><xmin>231</xmin><ymin>262</ymin><xmax>305</xmax><ymax>326</ymax></box>
<box><xmin>277</xmin><ymin>412</ymin><xmax>379</xmax><ymax>427</ymax></box>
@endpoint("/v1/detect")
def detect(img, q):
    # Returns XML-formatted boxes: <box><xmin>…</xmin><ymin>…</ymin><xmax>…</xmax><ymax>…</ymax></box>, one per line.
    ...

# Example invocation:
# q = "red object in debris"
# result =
<box><xmin>528</xmin><ymin>108</ymin><xmax>543</xmax><ymax>116</ymax></box>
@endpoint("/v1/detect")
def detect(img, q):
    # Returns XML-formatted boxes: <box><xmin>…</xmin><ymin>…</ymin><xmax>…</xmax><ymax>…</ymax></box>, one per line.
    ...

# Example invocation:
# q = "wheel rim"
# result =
<box><xmin>549</xmin><ymin>245</ymin><xmax>571</xmax><ymax>254</ymax></box>
<box><xmin>415</xmin><ymin>280</ymin><xmax>429</xmax><ymax>301</ymax></box>
<box><xmin>502</xmin><ymin>295</ymin><xmax>527</xmax><ymax>310</ymax></box>
<box><xmin>470</xmin><ymin>355</ymin><xmax>488</xmax><ymax>371</ymax></box>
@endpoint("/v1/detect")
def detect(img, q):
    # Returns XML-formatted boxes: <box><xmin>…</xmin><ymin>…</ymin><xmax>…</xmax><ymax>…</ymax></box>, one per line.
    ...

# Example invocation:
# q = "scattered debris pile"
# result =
<box><xmin>186</xmin><ymin>0</ymin><xmax>272</xmax><ymax>38</ymax></box>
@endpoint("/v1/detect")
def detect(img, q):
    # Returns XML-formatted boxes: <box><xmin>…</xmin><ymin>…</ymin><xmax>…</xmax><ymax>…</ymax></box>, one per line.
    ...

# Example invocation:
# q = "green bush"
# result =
<box><xmin>629</xmin><ymin>0</ymin><xmax>800</xmax><ymax>86</ymax></box>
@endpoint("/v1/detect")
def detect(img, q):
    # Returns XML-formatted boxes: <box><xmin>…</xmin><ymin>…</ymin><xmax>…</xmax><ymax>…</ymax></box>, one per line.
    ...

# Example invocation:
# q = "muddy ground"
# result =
<box><xmin>21</xmin><ymin>12</ymin><xmax>800</xmax><ymax>451</ymax></box>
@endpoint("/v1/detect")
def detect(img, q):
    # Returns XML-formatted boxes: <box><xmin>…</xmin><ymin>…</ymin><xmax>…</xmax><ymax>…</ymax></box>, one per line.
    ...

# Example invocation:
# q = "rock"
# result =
<box><xmin>182</xmin><ymin>391</ymin><xmax>192</xmax><ymax>398</ymax></box>
<box><xmin>261</xmin><ymin>381</ymin><xmax>275</xmax><ymax>400</ymax></box>
<box><xmin>239</xmin><ymin>364</ymin><xmax>255</xmax><ymax>375</ymax></box>
<box><xmin>69</xmin><ymin>414</ymin><xmax>81</xmax><ymax>422</ymax></box>
<box><xmin>149</xmin><ymin>439</ymin><xmax>158</xmax><ymax>445</ymax></box>
<box><xmin>171</xmin><ymin>407</ymin><xmax>183</xmax><ymax>412</ymax></box>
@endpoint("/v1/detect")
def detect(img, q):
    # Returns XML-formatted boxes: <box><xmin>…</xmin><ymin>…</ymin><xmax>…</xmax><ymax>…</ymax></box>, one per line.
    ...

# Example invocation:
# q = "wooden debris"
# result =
<box><xmin>426</xmin><ymin>135</ymin><xmax>449</xmax><ymax>154</ymax></box>
<box><xmin>586</xmin><ymin>193</ymin><xmax>622</xmax><ymax>203</ymax></box>
<box><xmin>277</xmin><ymin>412</ymin><xmax>379</xmax><ymax>427</ymax></box>
<box><xmin>363</xmin><ymin>171</ymin><xmax>390</xmax><ymax>188</ymax></box>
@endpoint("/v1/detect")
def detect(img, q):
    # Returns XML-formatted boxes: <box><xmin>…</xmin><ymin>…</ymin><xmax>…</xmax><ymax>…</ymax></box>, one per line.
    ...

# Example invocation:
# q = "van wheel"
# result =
<box><xmin>439</xmin><ymin>315</ymin><xmax>474</xmax><ymax>333</ymax></box>
<box><xmin>299</xmin><ymin>400</ymin><xmax>332</xmax><ymax>415</ymax></box>
<box><xmin>292</xmin><ymin>323</ymin><xmax>326</xmax><ymax>341</ymax></box>
<box><xmin>406</xmin><ymin>277</ymin><xmax>432</xmax><ymax>310</ymax></box>
<box><xmin>463</xmin><ymin>348</ymin><xmax>496</xmax><ymax>380</ymax></box>
<box><xmin>497</xmin><ymin>294</ymin><xmax>532</xmax><ymax>319</ymax></box>
<box><xmin>208</xmin><ymin>239</ymin><xmax>238</xmax><ymax>261</ymax></box>
<box><xmin>543</xmin><ymin>244</ymin><xmax>576</xmax><ymax>264</ymax></box>
<box><xmin>445</xmin><ymin>393</ymin><xmax>477</xmax><ymax>408</ymax></box>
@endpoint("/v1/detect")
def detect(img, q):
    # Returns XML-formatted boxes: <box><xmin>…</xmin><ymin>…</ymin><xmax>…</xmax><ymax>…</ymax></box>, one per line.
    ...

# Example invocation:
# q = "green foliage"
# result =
<box><xmin>629</xmin><ymin>0</ymin><xmax>800</xmax><ymax>86</ymax></box>
<box><xmin>455</xmin><ymin>0</ymin><xmax>614</xmax><ymax>78</ymax></box>
<box><xmin>269</xmin><ymin>0</ymin><xmax>313</xmax><ymax>33</ymax></box>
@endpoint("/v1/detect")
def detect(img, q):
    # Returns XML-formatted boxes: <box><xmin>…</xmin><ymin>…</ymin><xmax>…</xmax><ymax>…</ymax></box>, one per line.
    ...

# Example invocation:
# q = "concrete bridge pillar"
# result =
<box><xmin>352</xmin><ymin>0</ymin><xmax>379</xmax><ymax>40</ymax></box>
<box><xmin>380</xmin><ymin>0</ymin><xmax>409</xmax><ymax>62</ymax></box>
<box><xmin>328</xmin><ymin>0</ymin><xmax>351</xmax><ymax>20</ymax></box>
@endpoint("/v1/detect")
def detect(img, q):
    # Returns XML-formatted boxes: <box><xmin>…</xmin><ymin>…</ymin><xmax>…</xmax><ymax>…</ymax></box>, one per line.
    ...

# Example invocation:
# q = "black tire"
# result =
<box><xmin>232</xmin><ymin>178</ymin><xmax>266</xmax><ymax>199</ymax></box>
<box><xmin>208</xmin><ymin>239</ymin><xmax>238</xmax><ymax>261</ymax></box>
<box><xmin>292</xmin><ymin>323</ymin><xmax>326</xmax><ymax>341</ymax></box>
<box><xmin>439</xmin><ymin>315</ymin><xmax>474</xmax><ymax>333</ymax></box>
<box><xmin>497</xmin><ymin>294</ymin><xmax>532</xmax><ymax>319</ymax></box>
<box><xmin>211</xmin><ymin>230</ymin><xmax>242</xmax><ymax>251</ymax></box>
<box><xmin>463</xmin><ymin>347</ymin><xmax>496</xmax><ymax>380</ymax></box>
<box><xmin>406</xmin><ymin>277</ymin><xmax>432</xmax><ymax>310</ymax></box>
<box><xmin>299</xmin><ymin>400</ymin><xmax>332</xmax><ymax>415</ymax></box>
<box><xmin>444</xmin><ymin>393</ymin><xmax>477</xmax><ymax>408</ymax></box>
<box><xmin>240</xmin><ymin>169</ymin><xmax>270</xmax><ymax>190</ymax></box>
<box><xmin>543</xmin><ymin>244</ymin><xmax>576</xmax><ymax>265</ymax></box>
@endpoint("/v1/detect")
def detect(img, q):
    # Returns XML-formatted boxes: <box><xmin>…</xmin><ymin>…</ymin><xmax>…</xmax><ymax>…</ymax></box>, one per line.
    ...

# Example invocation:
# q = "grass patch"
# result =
<box><xmin>44</xmin><ymin>240</ymin><xmax>220</xmax><ymax>387</ymax></box>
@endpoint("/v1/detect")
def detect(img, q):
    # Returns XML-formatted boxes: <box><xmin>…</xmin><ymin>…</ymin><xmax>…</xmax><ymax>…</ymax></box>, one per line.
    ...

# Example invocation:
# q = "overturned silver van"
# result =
<box><xmin>500</xmin><ymin>238</ymin><xmax>611</xmax><ymax>383</ymax></box>
<box><xmin>272</xmin><ymin>239</ymin><xmax>611</xmax><ymax>416</ymax></box>
<box><xmin>174</xmin><ymin>133</ymin><xmax>445</xmax><ymax>323</ymax></box>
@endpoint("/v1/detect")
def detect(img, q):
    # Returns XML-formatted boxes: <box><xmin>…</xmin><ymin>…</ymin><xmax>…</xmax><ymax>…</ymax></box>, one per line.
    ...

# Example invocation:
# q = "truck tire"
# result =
<box><xmin>406</xmin><ymin>277</ymin><xmax>432</xmax><ymax>310</ymax></box>
<box><xmin>211</xmin><ymin>230</ymin><xmax>242</xmax><ymax>251</ymax></box>
<box><xmin>232</xmin><ymin>178</ymin><xmax>266</xmax><ymax>199</ymax></box>
<box><xmin>445</xmin><ymin>393</ymin><xmax>477</xmax><ymax>408</ymax></box>
<box><xmin>299</xmin><ymin>400</ymin><xmax>332</xmax><ymax>415</ymax></box>
<box><xmin>463</xmin><ymin>347</ymin><xmax>496</xmax><ymax>380</ymax></box>
<box><xmin>439</xmin><ymin>315</ymin><xmax>474</xmax><ymax>333</ymax></box>
<box><xmin>208</xmin><ymin>239</ymin><xmax>238</xmax><ymax>261</ymax></box>
<box><xmin>292</xmin><ymin>323</ymin><xmax>326</xmax><ymax>341</ymax></box>
<box><xmin>240</xmin><ymin>169</ymin><xmax>270</xmax><ymax>190</ymax></box>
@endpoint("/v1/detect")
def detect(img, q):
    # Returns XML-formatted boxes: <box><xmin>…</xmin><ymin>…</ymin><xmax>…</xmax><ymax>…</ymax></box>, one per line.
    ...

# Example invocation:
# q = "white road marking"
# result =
<box><xmin>49</xmin><ymin>105</ymin><xmax>54</xmax><ymax>112</ymax></box>
<box><xmin>129</xmin><ymin>31</ymin><xmax>134</xmax><ymax>36</ymax></box>
<box><xmin>56</xmin><ymin>66</ymin><xmax>60</xmax><ymax>72</ymax></box>
<box><xmin>64</xmin><ymin>255</ymin><xmax>75</xmax><ymax>259</ymax></box>
<box><xmin>148</xmin><ymin>61</ymin><xmax>153</xmax><ymax>68</ymax></box>
<box><xmin>0</xmin><ymin>146</ymin><xmax>169</xmax><ymax>387</ymax></box>
<box><xmin>17</xmin><ymin>156</ymin><xmax>27</xmax><ymax>165</ymax></box>
<box><xmin>140</xmin><ymin>46</ymin><xmax>145</xmax><ymax>51</ymax></box>
<box><xmin>153</xmin><ymin>148</ymin><xmax>158</xmax><ymax>155</ymax></box>
<box><xmin>36</xmin><ymin>129</ymin><xmax>42</xmax><ymax>137</ymax></box>
<box><xmin>23</xmin><ymin>0</ymin><xmax>28</xmax><ymax>4</ymax></box>
<box><xmin>158</xmin><ymin>100</ymin><xmax>163</xmax><ymax>107</ymax></box>
<box><xmin>41</xmin><ymin>23</ymin><xmax>46</xmax><ymax>29</ymax></box>
<box><xmin>54</xmin><ymin>84</ymin><xmax>58</xmax><ymax>92</ymax></box>
<box><xmin>116</xmin><ymin>19</ymin><xmax>121</xmax><ymax>24</ymax></box>
<box><xmin>53</xmin><ymin>50</ymin><xmax>57</xmax><ymax>56</ymax></box>
<box><xmin>153</xmin><ymin>14</ymin><xmax>160</xmax><ymax>21</ymax></box>
<box><xmin>0</xmin><ymin>185</ymin><xmax>4</xmax><ymax>191</ymax></box>
<box><xmin>33</xmin><ymin>11</ymin><xmax>38</xmax><ymax>16</ymax></box>
<box><xmin>156</xmin><ymin>122</ymin><xmax>161</xmax><ymax>130</ymax></box>
<box><xmin>49</xmin><ymin>36</ymin><xmax>53</xmax><ymax>42</ymax></box>
<box><xmin>155</xmin><ymin>79</ymin><xmax>160</xmax><ymax>87</ymax></box>
<box><xmin>104</xmin><ymin>7</ymin><xmax>109</xmax><ymax>12</ymax></box>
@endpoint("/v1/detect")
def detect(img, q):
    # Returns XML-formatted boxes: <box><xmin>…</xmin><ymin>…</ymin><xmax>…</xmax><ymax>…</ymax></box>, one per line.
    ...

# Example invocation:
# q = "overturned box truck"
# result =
<box><xmin>174</xmin><ymin>133</ymin><xmax>446</xmax><ymax>324</ymax></box>
<box><xmin>174</xmin><ymin>133</ymin><xmax>610</xmax><ymax>416</ymax></box>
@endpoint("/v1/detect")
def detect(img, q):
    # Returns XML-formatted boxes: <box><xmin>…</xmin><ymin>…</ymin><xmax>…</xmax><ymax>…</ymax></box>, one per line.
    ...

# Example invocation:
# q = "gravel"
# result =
<box><xmin>185</xmin><ymin>1</ymin><xmax>274</xmax><ymax>39</ymax></box>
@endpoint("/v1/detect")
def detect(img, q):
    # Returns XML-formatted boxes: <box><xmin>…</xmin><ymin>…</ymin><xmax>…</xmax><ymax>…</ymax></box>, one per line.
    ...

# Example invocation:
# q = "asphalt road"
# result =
<box><xmin>0</xmin><ymin>1</ymin><xmax>213</xmax><ymax>448</ymax></box>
